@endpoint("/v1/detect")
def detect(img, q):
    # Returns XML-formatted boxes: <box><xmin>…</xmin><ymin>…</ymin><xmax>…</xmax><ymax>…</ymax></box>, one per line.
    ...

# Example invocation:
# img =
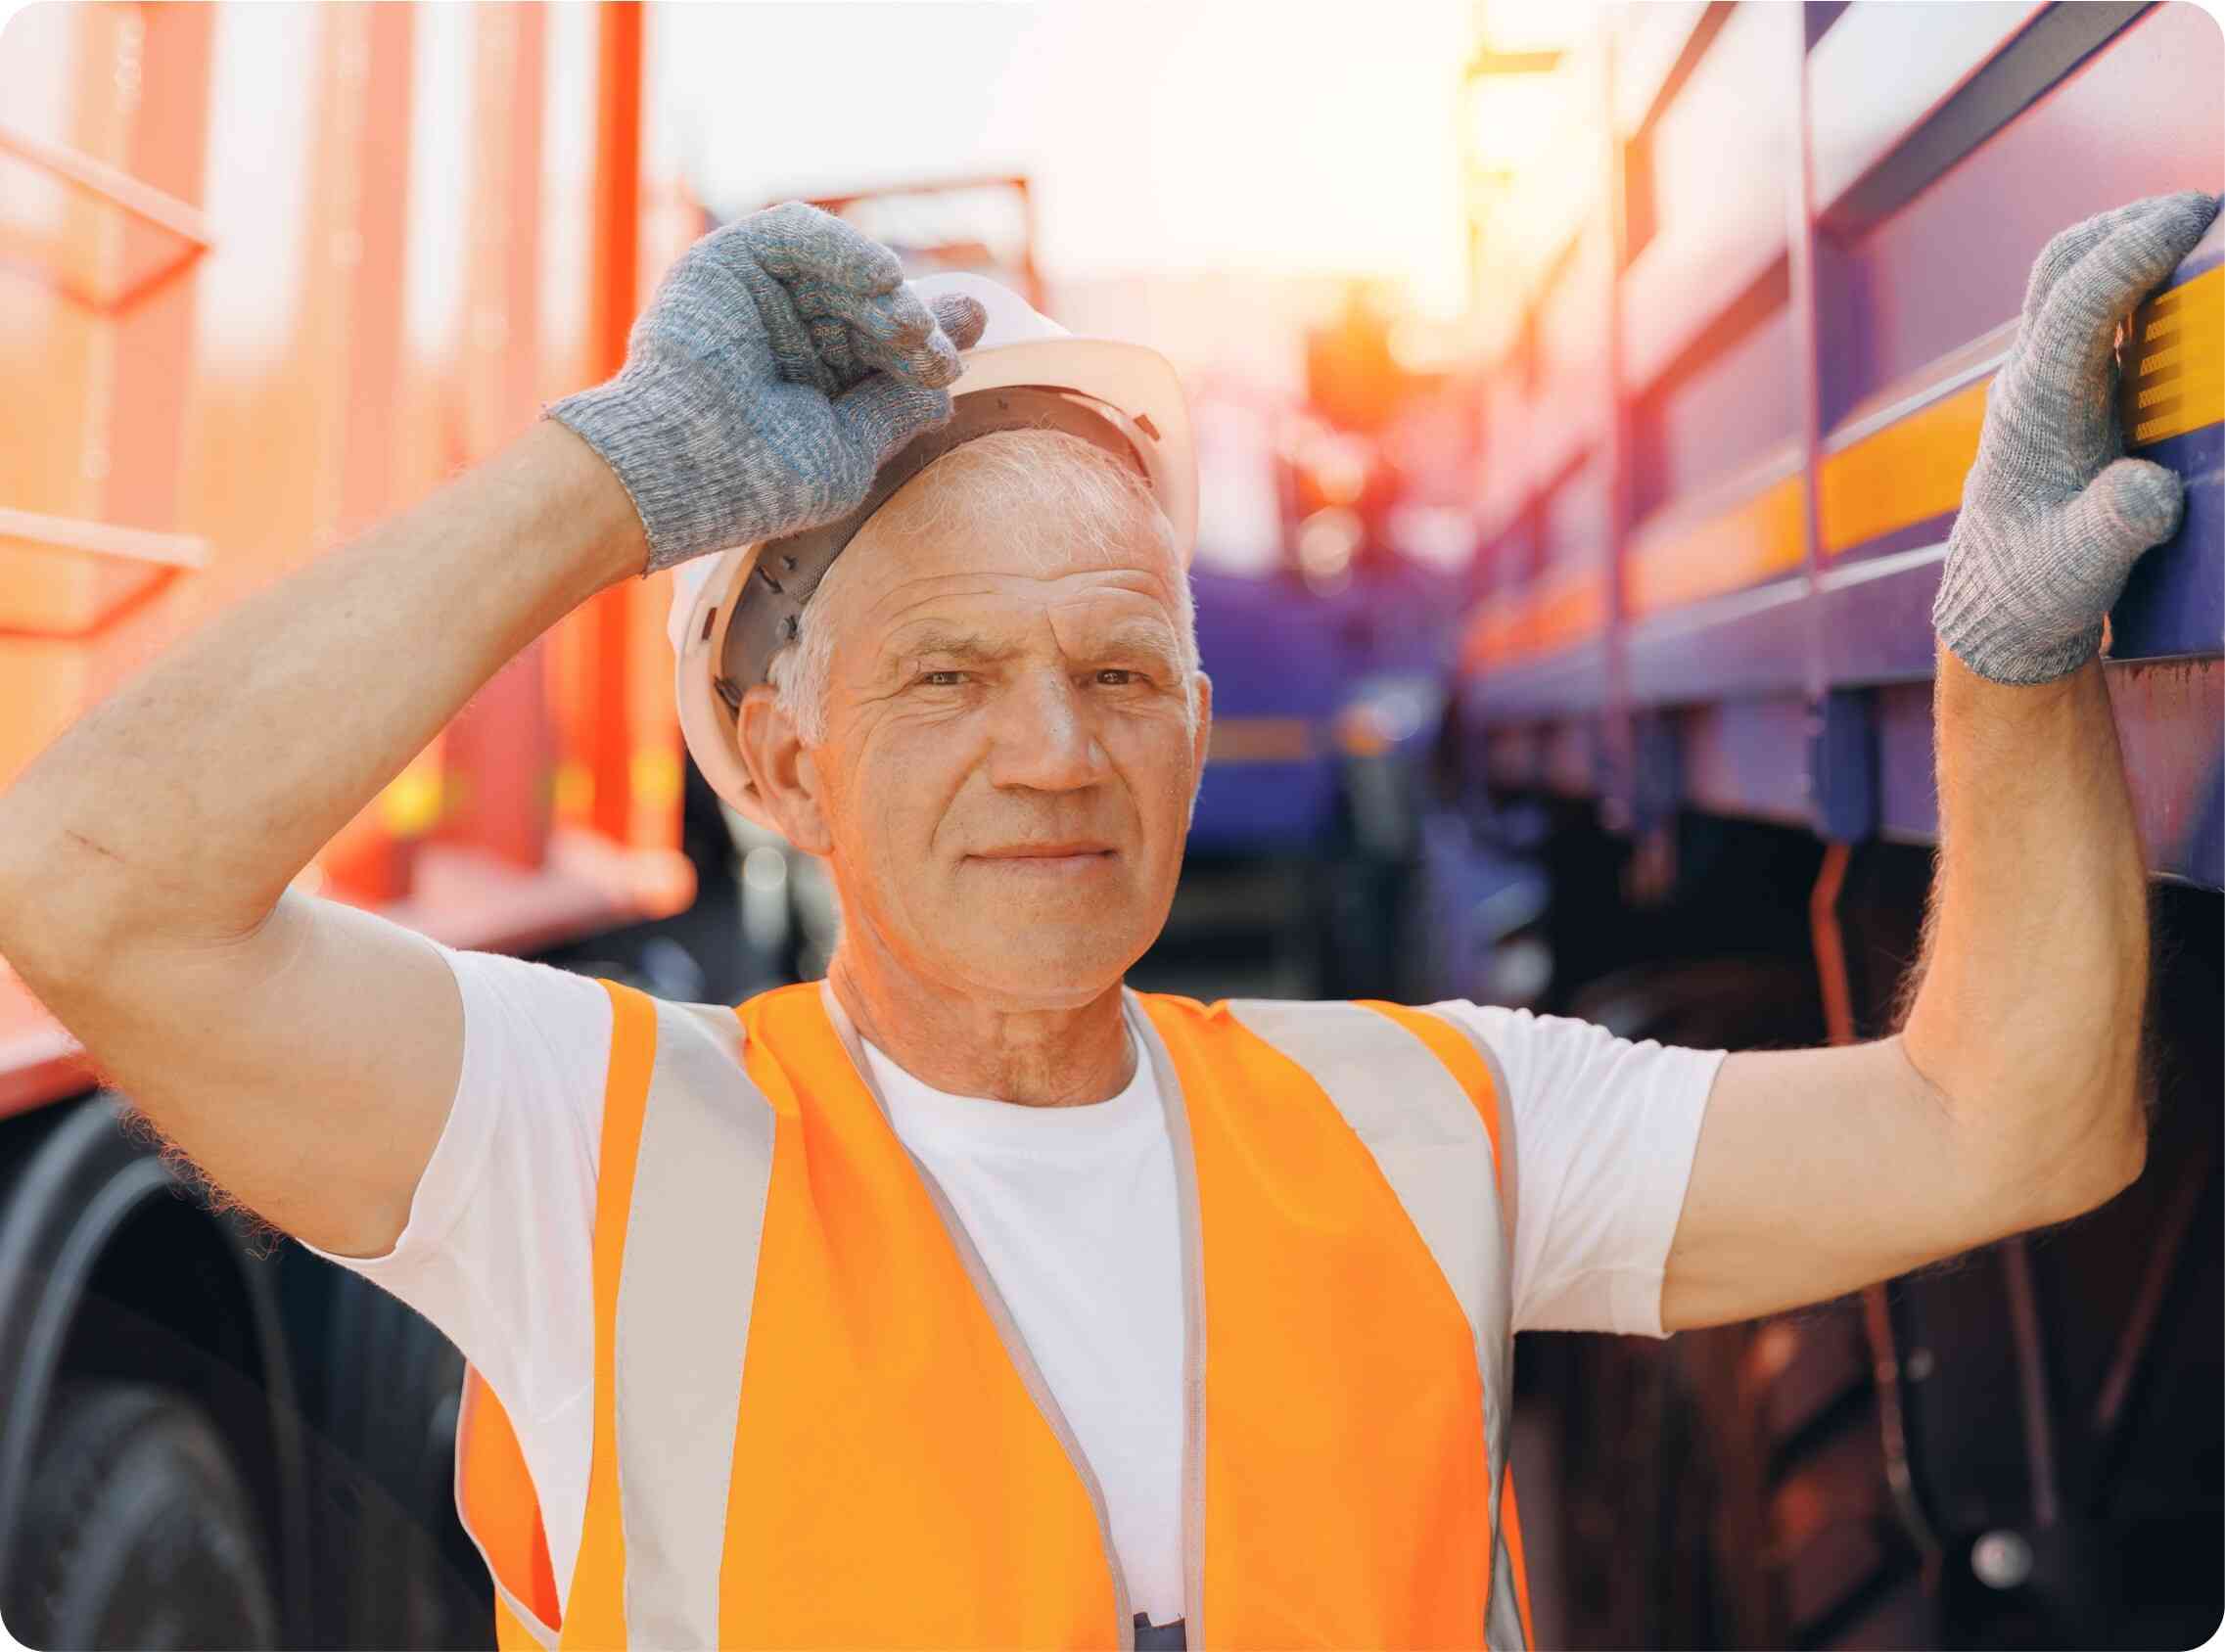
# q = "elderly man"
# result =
<box><xmin>0</xmin><ymin>191</ymin><xmax>2212</xmax><ymax>1651</ymax></box>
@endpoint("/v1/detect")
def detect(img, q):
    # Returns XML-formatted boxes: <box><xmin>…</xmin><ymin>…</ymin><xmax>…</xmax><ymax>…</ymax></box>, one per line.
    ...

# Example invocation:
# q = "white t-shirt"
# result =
<box><xmin>309</xmin><ymin>941</ymin><xmax>1725</xmax><ymax>1623</ymax></box>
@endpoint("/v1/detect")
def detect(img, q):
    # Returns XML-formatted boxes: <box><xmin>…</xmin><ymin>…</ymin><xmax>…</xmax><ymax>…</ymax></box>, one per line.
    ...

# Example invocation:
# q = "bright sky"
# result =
<box><xmin>652</xmin><ymin>0</ymin><xmax>1483</xmax><ymax>317</ymax></box>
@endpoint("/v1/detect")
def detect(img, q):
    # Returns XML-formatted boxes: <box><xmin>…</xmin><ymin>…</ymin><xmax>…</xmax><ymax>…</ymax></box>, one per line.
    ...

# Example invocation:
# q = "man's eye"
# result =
<box><xmin>919</xmin><ymin>670</ymin><xmax>966</xmax><ymax>687</ymax></box>
<box><xmin>1096</xmin><ymin>668</ymin><xmax>1140</xmax><ymax>686</ymax></box>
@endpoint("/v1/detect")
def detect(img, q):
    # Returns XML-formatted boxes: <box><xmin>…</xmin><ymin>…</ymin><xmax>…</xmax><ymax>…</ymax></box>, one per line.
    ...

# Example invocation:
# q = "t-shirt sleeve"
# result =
<box><xmin>1429</xmin><ymin>1000</ymin><xmax>1726</xmax><ymax>1338</ymax></box>
<box><xmin>297</xmin><ymin>941</ymin><xmax>608</xmax><ymax>1422</ymax></box>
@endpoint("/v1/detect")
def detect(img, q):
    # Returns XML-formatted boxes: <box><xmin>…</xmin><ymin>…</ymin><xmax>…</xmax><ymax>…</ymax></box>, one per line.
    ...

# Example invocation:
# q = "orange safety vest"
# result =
<box><xmin>455</xmin><ymin>981</ymin><xmax>1535</xmax><ymax>1650</ymax></box>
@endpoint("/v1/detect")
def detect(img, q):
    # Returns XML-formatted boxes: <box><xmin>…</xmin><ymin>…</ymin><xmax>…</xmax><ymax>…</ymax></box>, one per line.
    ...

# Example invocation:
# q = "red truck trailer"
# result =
<box><xmin>0</xmin><ymin>6</ymin><xmax>708</xmax><ymax>1642</ymax></box>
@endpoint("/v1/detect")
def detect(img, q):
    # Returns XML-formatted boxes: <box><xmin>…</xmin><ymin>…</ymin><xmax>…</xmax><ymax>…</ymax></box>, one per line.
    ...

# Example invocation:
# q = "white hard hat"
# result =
<box><xmin>668</xmin><ymin>271</ymin><xmax>1195</xmax><ymax>830</ymax></box>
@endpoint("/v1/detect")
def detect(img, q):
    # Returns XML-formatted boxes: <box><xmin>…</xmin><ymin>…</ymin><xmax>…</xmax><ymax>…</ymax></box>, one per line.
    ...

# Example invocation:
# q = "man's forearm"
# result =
<box><xmin>1898</xmin><ymin>647</ymin><xmax>2151</xmax><ymax>1215</ymax></box>
<box><xmin>0</xmin><ymin>421</ymin><xmax>643</xmax><ymax>970</ymax></box>
<box><xmin>1894</xmin><ymin>196</ymin><xmax>2220</xmax><ymax>1222</ymax></box>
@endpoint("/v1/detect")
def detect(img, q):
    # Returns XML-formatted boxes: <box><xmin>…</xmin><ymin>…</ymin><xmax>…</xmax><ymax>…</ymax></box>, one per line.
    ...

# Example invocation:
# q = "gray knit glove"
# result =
<box><xmin>1931</xmin><ymin>190</ymin><xmax>2219</xmax><ymax>684</ymax></box>
<box><xmin>549</xmin><ymin>202</ymin><xmax>989</xmax><ymax>574</ymax></box>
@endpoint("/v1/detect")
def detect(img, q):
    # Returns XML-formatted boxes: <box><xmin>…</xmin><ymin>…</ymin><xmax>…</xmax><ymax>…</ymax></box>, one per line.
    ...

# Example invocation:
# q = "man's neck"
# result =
<box><xmin>825</xmin><ymin>943</ymin><xmax>1135</xmax><ymax>1108</ymax></box>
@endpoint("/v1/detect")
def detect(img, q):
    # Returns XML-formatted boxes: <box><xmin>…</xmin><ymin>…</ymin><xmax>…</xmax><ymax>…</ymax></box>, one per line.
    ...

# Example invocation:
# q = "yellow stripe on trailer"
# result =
<box><xmin>1624</xmin><ymin>475</ymin><xmax>1807</xmax><ymax>617</ymax></box>
<box><xmin>1462</xmin><ymin>264</ymin><xmax>2221</xmax><ymax>662</ymax></box>
<box><xmin>1819</xmin><ymin>377</ymin><xmax>1990</xmax><ymax>559</ymax></box>
<box><xmin>1814</xmin><ymin>262</ymin><xmax>2223</xmax><ymax>560</ymax></box>
<box><xmin>1206</xmin><ymin>716</ymin><xmax>1316</xmax><ymax>764</ymax></box>
<box><xmin>2122</xmin><ymin>262</ymin><xmax>2224</xmax><ymax>447</ymax></box>
<box><xmin>1459</xmin><ymin>567</ymin><xmax>1610</xmax><ymax>670</ymax></box>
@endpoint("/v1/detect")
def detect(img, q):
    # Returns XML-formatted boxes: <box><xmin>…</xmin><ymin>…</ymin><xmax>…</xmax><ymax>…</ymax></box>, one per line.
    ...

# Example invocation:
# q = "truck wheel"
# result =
<box><xmin>310</xmin><ymin>1265</ymin><xmax>487</xmax><ymax>1650</ymax></box>
<box><xmin>7</xmin><ymin>1381</ymin><xmax>279</xmax><ymax>1650</ymax></box>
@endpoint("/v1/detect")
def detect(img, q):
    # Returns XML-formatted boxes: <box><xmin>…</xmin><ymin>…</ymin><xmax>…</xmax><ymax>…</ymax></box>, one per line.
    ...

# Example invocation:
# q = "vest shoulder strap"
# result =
<box><xmin>1357</xmin><ymin>1000</ymin><xmax>1519</xmax><ymax>1242</ymax></box>
<box><xmin>575</xmin><ymin>984</ymin><xmax>785</xmax><ymax>1650</ymax></box>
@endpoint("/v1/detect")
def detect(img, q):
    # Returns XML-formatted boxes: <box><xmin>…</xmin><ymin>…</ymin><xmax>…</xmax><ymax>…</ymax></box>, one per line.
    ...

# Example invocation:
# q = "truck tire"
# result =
<box><xmin>308</xmin><ymin>1264</ymin><xmax>487</xmax><ymax>1649</ymax></box>
<box><xmin>6</xmin><ymin>1380</ymin><xmax>279</xmax><ymax>1650</ymax></box>
<box><xmin>1540</xmin><ymin>957</ymin><xmax>1911</xmax><ymax>1649</ymax></box>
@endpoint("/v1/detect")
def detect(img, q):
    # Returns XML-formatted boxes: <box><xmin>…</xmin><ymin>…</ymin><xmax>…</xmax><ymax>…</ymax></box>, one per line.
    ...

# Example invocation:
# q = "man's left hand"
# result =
<box><xmin>1931</xmin><ymin>190</ymin><xmax>2219</xmax><ymax>685</ymax></box>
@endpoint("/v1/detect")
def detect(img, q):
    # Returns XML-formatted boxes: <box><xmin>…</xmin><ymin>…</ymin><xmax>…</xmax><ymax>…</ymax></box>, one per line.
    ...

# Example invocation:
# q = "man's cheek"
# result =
<box><xmin>868</xmin><ymin>780</ymin><xmax>938</xmax><ymax>868</ymax></box>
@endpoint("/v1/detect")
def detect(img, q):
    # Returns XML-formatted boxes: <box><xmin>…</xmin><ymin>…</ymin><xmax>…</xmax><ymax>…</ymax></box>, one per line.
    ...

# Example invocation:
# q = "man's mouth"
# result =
<box><xmin>966</xmin><ymin>842</ymin><xmax>1118</xmax><ymax>870</ymax></box>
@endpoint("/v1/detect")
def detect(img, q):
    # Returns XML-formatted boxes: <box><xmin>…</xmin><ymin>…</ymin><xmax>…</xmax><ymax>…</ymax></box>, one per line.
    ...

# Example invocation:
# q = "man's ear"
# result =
<box><xmin>737</xmin><ymin>685</ymin><xmax>833</xmax><ymax>854</ymax></box>
<box><xmin>1188</xmin><ymin>670</ymin><xmax>1214</xmax><ymax>784</ymax></box>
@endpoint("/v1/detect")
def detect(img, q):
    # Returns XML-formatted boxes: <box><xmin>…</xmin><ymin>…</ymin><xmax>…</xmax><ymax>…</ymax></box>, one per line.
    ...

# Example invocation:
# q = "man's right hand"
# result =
<box><xmin>550</xmin><ymin>202</ymin><xmax>990</xmax><ymax>574</ymax></box>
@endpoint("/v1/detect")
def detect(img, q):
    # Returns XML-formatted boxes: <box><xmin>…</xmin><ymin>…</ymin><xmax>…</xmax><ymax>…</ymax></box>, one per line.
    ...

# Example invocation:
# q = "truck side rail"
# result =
<box><xmin>1457</xmin><ymin>3</ymin><xmax>2222</xmax><ymax>888</ymax></box>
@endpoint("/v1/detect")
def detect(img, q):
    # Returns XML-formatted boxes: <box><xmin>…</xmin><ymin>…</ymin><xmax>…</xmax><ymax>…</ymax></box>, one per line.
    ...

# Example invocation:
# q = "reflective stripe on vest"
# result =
<box><xmin>455</xmin><ymin>981</ymin><xmax>1533</xmax><ymax>1649</ymax></box>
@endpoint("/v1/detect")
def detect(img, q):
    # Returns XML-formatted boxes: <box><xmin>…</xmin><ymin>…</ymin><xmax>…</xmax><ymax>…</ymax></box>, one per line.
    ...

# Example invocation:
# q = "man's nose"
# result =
<box><xmin>984</xmin><ymin>669</ymin><xmax>1108</xmax><ymax>793</ymax></box>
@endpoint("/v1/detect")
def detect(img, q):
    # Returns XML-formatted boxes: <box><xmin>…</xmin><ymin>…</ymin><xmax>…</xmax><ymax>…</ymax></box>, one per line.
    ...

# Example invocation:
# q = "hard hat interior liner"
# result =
<box><xmin>719</xmin><ymin>386</ymin><xmax>1152</xmax><ymax>693</ymax></box>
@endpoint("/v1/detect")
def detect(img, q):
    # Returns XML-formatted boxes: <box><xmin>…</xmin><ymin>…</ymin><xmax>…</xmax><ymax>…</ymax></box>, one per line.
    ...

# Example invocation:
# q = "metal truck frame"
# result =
<box><xmin>1439</xmin><ymin>5</ymin><xmax>2221</xmax><ymax>1646</ymax></box>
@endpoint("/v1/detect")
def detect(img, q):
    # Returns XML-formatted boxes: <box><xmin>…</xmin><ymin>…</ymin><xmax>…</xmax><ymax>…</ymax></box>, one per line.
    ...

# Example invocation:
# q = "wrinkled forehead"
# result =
<box><xmin>823</xmin><ymin>438</ymin><xmax>1187</xmax><ymax>639</ymax></box>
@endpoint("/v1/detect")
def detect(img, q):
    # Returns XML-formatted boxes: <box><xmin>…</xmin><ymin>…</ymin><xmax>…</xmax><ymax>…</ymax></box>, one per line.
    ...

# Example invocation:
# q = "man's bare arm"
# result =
<box><xmin>1652</xmin><ymin>193</ymin><xmax>2213</xmax><ymax>1333</ymax></box>
<box><xmin>1660</xmin><ymin>651</ymin><xmax>2147</xmax><ymax>1330</ymax></box>
<box><xmin>0</xmin><ymin>206</ymin><xmax>983</xmax><ymax>1261</ymax></box>
<box><xmin>0</xmin><ymin>425</ymin><xmax>642</xmax><ymax>1257</ymax></box>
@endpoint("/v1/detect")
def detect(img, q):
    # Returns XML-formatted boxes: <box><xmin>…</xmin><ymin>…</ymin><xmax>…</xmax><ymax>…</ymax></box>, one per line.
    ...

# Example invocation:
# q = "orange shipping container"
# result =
<box><xmin>0</xmin><ymin>1</ymin><xmax>696</xmax><ymax>1115</ymax></box>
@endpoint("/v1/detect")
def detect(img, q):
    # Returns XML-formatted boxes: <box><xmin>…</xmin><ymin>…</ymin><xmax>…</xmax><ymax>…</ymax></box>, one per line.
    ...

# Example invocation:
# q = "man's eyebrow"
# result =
<box><xmin>879</xmin><ymin>628</ymin><xmax>1010</xmax><ymax>665</ymax></box>
<box><xmin>875</xmin><ymin>620</ymin><xmax>1182</xmax><ymax>671</ymax></box>
<box><xmin>1087</xmin><ymin>621</ymin><xmax>1183</xmax><ymax>664</ymax></box>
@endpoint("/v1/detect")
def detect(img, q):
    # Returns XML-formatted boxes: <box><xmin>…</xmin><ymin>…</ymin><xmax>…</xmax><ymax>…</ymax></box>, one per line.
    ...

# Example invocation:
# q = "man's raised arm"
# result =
<box><xmin>0</xmin><ymin>205</ymin><xmax>981</xmax><ymax>1259</ymax></box>
<box><xmin>1658</xmin><ymin>191</ymin><xmax>2219</xmax><ymax>1333</ymax></box>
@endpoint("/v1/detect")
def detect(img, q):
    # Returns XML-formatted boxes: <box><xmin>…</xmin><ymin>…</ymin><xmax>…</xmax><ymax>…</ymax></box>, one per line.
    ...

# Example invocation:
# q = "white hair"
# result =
<box><xmin>765</xmin><ymin>428</ymin><xmax>1196</xmax><ymax>746</ymax></box>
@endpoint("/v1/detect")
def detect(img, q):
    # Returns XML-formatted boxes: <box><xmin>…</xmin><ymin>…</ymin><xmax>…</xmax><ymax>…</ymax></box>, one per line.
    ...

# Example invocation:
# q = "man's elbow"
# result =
<box><xmin>1</xmin><ymin>843</ymin><xmax>100</xmax><ymax>983</ymax></box>
<box><xmin>1915</xmin><ymin>1032</ymin><xmax>2152</xmax><ymax>1230</ymax></box>
<box><xmin>2085</xmin><ymin>1098</ymin><xmax>2149</xmax><ymax>1211</ymax></box>
<box><xmin>2029</xmin><ymin>1087</ymin><xmax>2149</xmax><ymax>1227</ymax></box>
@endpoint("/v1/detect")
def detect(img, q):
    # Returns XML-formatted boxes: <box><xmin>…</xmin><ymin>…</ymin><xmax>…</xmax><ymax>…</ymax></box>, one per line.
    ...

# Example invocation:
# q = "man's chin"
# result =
<box><xmin>940</xmin><ymin>933</ymin><xmax>1152</xmax><ymax>1011</ymax></box>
